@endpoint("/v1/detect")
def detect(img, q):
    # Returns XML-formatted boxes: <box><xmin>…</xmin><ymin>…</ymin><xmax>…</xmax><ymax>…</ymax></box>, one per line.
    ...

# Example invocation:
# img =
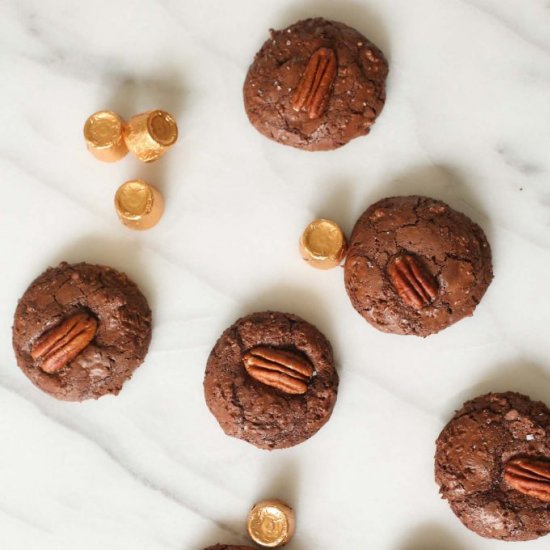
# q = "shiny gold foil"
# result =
<box><xmin>299</xmin><ymin>218</ymin><xmax>347</xmax><ymax>269</ymax></box>
<box><xmin>247</xmin><ymin>500</ymin><xmax>295</xmax><ymax>548</ymax></box>
<box><xmin>114</xmin><ymin>180</ymin><xmax>164</xmax><ymax>230</ymax></box>
<box><xmin>83</xmin><ymin>111</ymin><xmax>128</xmax><ymax>162</ymax></box>
<box><xmin>124</xmin><ymin>110</ymin><xmax>178</xmax><ymax>162</ymax></box>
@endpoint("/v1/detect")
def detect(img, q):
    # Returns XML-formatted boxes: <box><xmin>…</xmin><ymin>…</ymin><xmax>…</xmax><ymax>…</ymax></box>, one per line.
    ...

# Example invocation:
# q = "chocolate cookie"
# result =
<box><xmin>12</xmin><ymin>262</ymin><xmax>152</xmax><ymax>401</ymax></box>
<box><xmin>435</xmin><ymin>392</ymin><xmax>550</xmax><ymax>541</ymax></box>
<box><xmin>204</xmin><ymin>311</ymin><xmax>338</xmax><ymax>450</ymax></box>
<box><xmin>344</xmin><ymin>195</ymin><xmax>493</xmax><ymax>336</ymax></box>
<box><xmin>243</xmin><ymin>17</ymin><xmax>388</xmax><ymax>151</ymax></box>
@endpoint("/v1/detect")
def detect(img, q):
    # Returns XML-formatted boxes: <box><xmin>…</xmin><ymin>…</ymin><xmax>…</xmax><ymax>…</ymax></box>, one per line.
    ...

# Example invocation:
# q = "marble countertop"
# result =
<box><xmin>1</xmin><ymin>0</ymin><xmax>550</xmax><ymax>548</ymax></box>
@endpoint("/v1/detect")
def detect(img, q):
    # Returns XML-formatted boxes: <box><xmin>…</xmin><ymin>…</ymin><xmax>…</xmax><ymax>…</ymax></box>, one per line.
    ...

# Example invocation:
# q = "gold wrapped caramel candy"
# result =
<box><xmin>299</xmin><ymin>218</ymin><xmax>347</xmax><ymax>269</ymax></box>
<box><xmin>114</xmin><ymin>180</ymin><xmax>164</xmax><ymax>230</ymax></box>
<box><xmin>124</xmin><ymin>110</ymin><xmax>178</xmax><ymax>162</ymax></box>
<box><xmin>247</xmin><ymin>499</ymin><xmax>295</xmax><ymax>548</ymax></box>
<box><xmin>83</xmin><ymin>111</ymin><xmax>128</xmax><ymax>162</ymax></box>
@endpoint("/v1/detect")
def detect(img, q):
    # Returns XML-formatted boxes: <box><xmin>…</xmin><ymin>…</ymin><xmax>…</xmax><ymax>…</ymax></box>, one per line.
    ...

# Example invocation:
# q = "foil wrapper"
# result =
<box><xmin>114</xmin><ymin>180</ymin><xmax>164</xmax><ymax>230</ymax></box>
<box><xmin>124</xmin><ymin>110</ymin><xmax>178</xmax><ymax>162</ymax></box>
<box><xmin>299</xmin><ymin>218</ymin><xmax>347</xmax><ymax>269</ymax></box>
<box><xmin>83</xmin><ymin>111</ymin><xmax>128</xmax><ymax>162</ymax></box>
<box><xmin>247</xmin><ymin>499</ymin><xmax>295</xmax><ymax>548</ymax></box>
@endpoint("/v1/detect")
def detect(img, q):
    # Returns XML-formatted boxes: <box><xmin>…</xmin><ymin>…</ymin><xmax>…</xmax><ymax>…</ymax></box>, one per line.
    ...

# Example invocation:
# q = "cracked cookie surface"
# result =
<box><xmin>12</xmin><ymin>262</ymin><xmax>151</xmax><ymax>401</ymax></box>
<box><xmin>203</xmin><ymin>311</ymin><xmax>338</xmax><ymax>450</ymax></box>
<box><xmin>435</xmin><ymin>392</ymin><xmax>550</xmax><ymax>541</ymax></box>
<box><xmin>344</xmin><ymin>195</ymin><xmax>493</xmax><ymax>336</ymax></box>
<box><xmin>243</xmin><ymin>17</ymin><xmax>388</xmax><ymax>151</ymax></box>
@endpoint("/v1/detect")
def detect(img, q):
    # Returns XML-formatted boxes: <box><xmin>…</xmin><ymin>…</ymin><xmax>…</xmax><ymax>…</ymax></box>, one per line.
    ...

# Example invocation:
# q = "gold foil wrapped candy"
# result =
<box><xmin>114</xmin><ymin>179</ymin><xmax>164</xmax><ymax>230</ymax></box>
<box><xmin>299</xmin><ymin>218</ymin><xmax>347</xmax><ymax>269</ymax></box>
<box><xmin>247</xmin><ymin>499</ymin><xmax>295</xmax><ymax>547</ymax></box>
<box><xmin>83</xmin><ymin>111</ymin><xmax>128</xmax><ymax>162</ymax></box>
<box><xmin>124</xmin><ymin>110</ymin><xmax>178</xmax><ymax>162</ymax></box>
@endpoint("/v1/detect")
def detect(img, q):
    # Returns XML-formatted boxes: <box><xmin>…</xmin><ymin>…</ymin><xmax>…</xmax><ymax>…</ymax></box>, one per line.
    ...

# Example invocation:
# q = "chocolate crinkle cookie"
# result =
<box><xmin>204</xmin><ymin>311</ymin><xmax>338</xmax><ymax>450</ymax></box>
<box><xmin>344</xmin><ymin>195</ymin><xmax>493</xmax><ymax>336</ymax></box>
<box><xmin>12</xmin><ymin>262</ymin><xmax>152</xmax><ymax>401</ymax></box>
<box><xmin>435</xmin><ymin>392</ymin><xmax>550</xmax><ymax>541</ymax></box>
<box><xmin>243</xmin><ymin>17</ymin><xmax>388</xmax><ymax>151</ymax></box>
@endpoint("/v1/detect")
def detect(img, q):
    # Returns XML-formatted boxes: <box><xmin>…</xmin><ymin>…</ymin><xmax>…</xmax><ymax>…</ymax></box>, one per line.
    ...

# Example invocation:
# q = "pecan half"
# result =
<box><xmin>387</xmin><ymin>254</ymin><xmax>438</xmax><ymax>309</ymax></box>
<box><xmin>243</xmin><ymin>346</ymin><xmax>314</xmax><ymax>395</ymax></box>
<box><xmin>504</xmin><ymin>457</ymin><xmax>550</xmax><ymax>502</ymax></box>
<box><xmin>291</xmin><ymin>47</ymin><xmax>337</xmax><ymax>119</ymax></box>
<box><xmin>31</xmin><ymin>312</ymin><xmax>98</xmax><ymax>374</ymax></box>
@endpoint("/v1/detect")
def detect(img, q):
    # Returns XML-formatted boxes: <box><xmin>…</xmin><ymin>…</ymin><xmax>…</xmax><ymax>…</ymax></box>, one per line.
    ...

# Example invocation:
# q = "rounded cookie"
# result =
<box><xmin>12</xmin><ymin>262</ymin><xmax>152</xmax><ymax>401</ymax></box>
<box><xmin>435</xmin><ymin>392</ymin><xmax>550</xmax><ymax>541</ymax></box>
<box><xmin>344</xmin><ymin>195</ymin><xmax>493</xmax><ymax>336</ymax></box>
<box><xmin>204</xmin><ymin>546</ymin><xmax>254</xmax><ymax>550</ymax></box>
<box><xmin>243</xmin><ymin>17</ymin><xmax>388</xmax><ymax>151</ymax></box>
<box><xmin>204</xmin><ymin>311</ymin><xmax>338</xmax><ymax>450</ymax></box>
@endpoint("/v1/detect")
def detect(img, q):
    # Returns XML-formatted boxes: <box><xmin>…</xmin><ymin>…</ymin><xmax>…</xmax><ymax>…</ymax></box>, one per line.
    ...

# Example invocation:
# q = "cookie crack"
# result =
<box><xmin>229</xmin><ymin>381</ymin><xmax>246</xmax><ymax>434</ymax></box>
<box><xmin>443</xmin><ymin>251</ymin><xmax>475</xmax><ymax>265</ymax></box>
<box><xmin>233</xmin><ymin>326</ymin><xmax>246</xmax><ymax>355</ymax></box>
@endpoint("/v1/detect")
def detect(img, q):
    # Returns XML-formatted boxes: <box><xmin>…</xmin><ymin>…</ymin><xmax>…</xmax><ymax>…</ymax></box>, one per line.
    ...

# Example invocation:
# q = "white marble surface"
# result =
<box><xmin>1</xmin><ymin>0</ymin><xmax>550</xmax><ymax>548</ymax></box>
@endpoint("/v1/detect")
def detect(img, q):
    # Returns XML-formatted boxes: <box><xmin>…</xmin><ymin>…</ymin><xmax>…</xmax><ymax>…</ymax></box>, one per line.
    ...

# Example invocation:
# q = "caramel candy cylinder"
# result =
<box><xmin>247</xmin><ymin>499</ymin><xmax>295</xmax><ymax>548</ymax></box>
<box><xmin>124</xmin><ymin>110</ymin><xmax>178</xmax><ymax>162</ymax></box>
<box><xmin>84</xmin><ymin>111</ymin><xmax>128</xmax><ymax>162</ymax></box>
<box><xmin>114</xmin><ymin>180</ymin><xmax>164</xmax><ymax>230</ymax></box>
<box><xmin>299</xmin><ymin>218</ymin><xmax>347</xmax><ymax>269</ymax></box>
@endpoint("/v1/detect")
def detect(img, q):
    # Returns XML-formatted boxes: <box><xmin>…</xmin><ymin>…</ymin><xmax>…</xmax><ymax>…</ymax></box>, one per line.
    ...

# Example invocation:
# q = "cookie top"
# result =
<box><xmin>435</xmin><ymin>392</ymin><xmax>550</xmax><ymax>541</ymax></box>
<box><xmin>204</xmin><ymin>311</ymin><xmax>338</xmax><ymax>450</ymax></box>
<box><xmin>243</xmin><ymin>17</ymin><xmax>388</xmax><ymax>151</ymax></box>
<box><xmin>12</xmin><ymin>262</ymin><xmax>152</xmax><ymax>401</ymax></box>
<box><xmin>344</xmin><ymin>195</ymin><xmax>493</xmax><ymax>336</ymax></box>
<box><xmin>204</xmin><ymin>546</ymin><xmax>254</xmax><ymax>550</ymax></box>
